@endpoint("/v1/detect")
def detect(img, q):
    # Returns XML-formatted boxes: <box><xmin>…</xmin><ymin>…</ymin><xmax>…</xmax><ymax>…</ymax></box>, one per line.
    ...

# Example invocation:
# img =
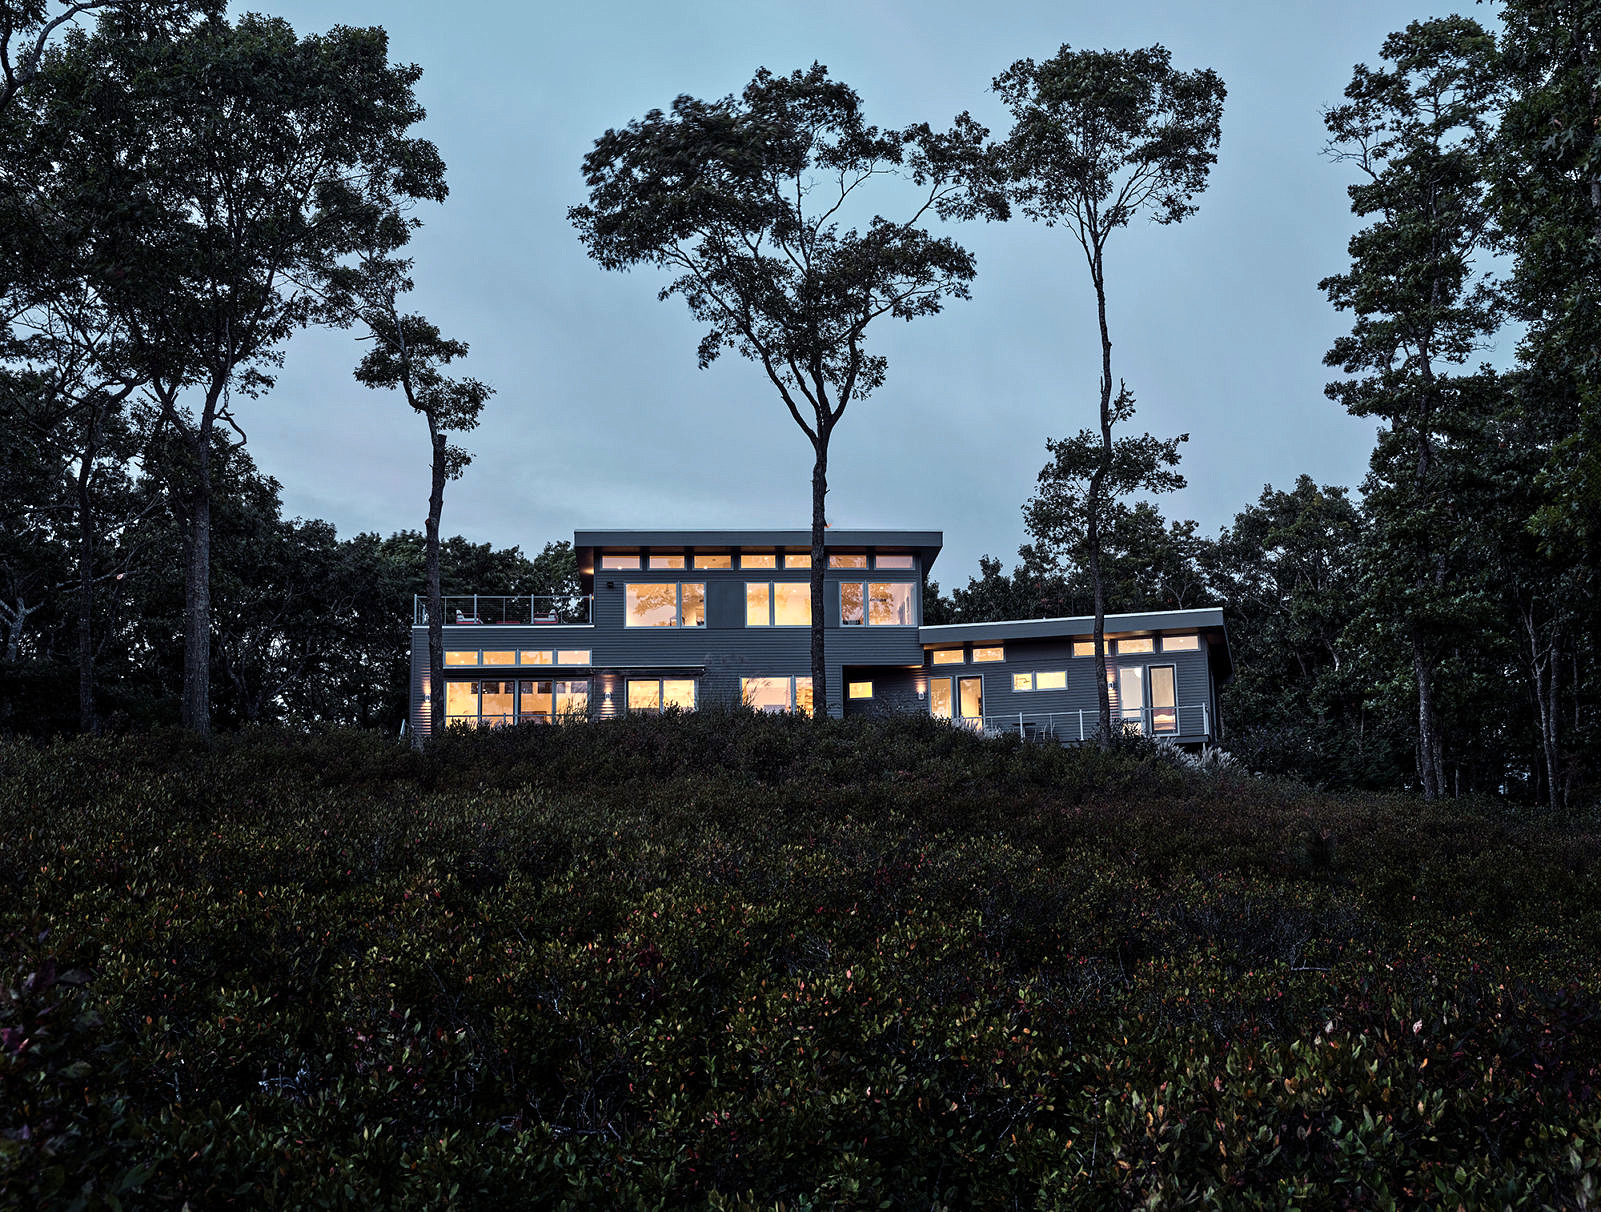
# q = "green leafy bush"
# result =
<box><xmin>1</xmin><ymin>715</ymin><xmax>1597</xmax><ymax>1208</ymax></box>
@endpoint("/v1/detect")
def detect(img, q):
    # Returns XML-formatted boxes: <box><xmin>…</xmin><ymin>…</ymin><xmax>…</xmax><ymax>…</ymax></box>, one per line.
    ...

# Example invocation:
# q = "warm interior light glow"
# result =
<box><xmin>931</xmin><ymin>649</ymin><xmax>964</xmax><ymax>665</ymax></box>
<box><xmin>1161</xmin><ymin>634</ymin><xmax>1200</xmax><ymax>651</ymax></box>
<box><xmin>972</xmin><ymin>646</ymin><xmax>1004</xmax><ymax>663</ymax></box>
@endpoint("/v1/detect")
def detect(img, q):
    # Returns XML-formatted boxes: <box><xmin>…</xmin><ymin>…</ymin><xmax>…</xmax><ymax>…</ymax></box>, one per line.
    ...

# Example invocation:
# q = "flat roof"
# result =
<box><xmin>574</xmin><ymin>529</ymin><xmax>944</xmax><ymax>573</ymax></box>
<box><xmin>920</xmin><ymin>607</ymin><xmax>1231</xmax><ymax>677</ymax></box>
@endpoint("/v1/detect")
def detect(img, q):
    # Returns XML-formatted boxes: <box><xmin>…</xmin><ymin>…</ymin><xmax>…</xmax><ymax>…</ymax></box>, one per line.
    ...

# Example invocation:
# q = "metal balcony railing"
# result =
<box><xmin>954</xmin><ymin>703</ymin><xmax>1212</xmax><ymax>741</ymax></box>
<box><xmin>413</xmin><ymin>594</ymin><xmax>593</xmax><ymax>626</ymax></box>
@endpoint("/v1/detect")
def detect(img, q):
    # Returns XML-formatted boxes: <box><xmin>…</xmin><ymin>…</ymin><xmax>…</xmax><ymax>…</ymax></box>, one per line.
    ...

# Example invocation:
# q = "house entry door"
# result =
<box><xmin>1118</xmin><ymin>667</ymin><xmax>1146</xmax><ymax>733</ymax></box>
<box><xmin>958</xmin><ymin>676</ymin><xmax>983</xmax><ymax>726</ymax></box>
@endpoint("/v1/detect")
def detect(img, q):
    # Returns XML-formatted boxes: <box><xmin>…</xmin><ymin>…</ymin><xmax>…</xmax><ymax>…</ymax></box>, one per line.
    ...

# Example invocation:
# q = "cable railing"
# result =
<box><xmin>956</xmin><ymin>703</ymin><xmax>1212</xmax><ymax>741</ymax></box>
<box><xmin>413</xmin><ymin>594</ymin><xmax>593</xmax><ymax>626</ymax></box>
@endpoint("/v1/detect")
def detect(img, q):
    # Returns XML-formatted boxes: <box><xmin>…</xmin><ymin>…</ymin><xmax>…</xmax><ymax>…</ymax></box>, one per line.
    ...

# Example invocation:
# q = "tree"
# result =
<box><xmin>993</xmin><ymin>44</ymin><xmax>1225</xmax><ymax>742</ymax></box>
<box><xmin>1493</xmin><ymin>0</ymin><xmax>1601</xmax><ymax>560</ymax></box>
<box><xmin>1321</xmin><ymin>17</ymin><xmax>1501</xmax><ymax>799</ymax></box>
<box><xmin>329</xmin><ymin>243</ymin><xmax>492</xmax><ymax>742</ymax></box>
<box><xmin>27</xmin><ymin>12</ymin><xmax>444</xmax><ymax>734</ymax></box>
<box><xmin>570</xmin><ymin>63</ymin><xmax>1000</xmax><ymax>713</ymax></box>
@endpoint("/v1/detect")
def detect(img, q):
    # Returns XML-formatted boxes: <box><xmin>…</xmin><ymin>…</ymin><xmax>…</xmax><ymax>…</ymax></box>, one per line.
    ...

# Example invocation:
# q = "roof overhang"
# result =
<box><xmin>574</xmin><ymin>529</ymin><xmax>944</xmax><ymax>574</ymax></box>
<box><xmin>920</xmin><ymin>607</ymin><xmax>1233</xmax><ymax>682</ymax></box>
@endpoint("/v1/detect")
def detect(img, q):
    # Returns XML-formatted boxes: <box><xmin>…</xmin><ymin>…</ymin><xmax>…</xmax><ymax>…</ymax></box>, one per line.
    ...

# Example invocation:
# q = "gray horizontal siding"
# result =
<box><xmin>922</xmin><ymin>639</ymin><xmax>1215</xmax><ymax>740</ymax></box>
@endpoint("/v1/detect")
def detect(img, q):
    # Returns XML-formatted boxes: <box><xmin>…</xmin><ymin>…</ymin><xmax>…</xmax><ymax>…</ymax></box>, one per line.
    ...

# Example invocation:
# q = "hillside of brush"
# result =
<box><xmin>3</xmin><ymin>714</ymin><xmax>1599</xmax><ymax>1209</ymax></box>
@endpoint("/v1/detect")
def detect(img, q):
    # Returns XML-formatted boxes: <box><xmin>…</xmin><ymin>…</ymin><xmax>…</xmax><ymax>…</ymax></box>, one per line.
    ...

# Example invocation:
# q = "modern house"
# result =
<box><xmin>409</xmin><ymin>528</ymin><xmax>1232</xmax><ymax>744</ymax></box>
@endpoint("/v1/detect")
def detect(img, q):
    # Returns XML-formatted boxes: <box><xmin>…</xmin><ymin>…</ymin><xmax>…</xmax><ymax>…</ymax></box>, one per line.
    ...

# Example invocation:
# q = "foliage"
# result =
<box><xmin>993</xmin><ymin>44</ymin><xmax>1223</xmax><ymax>741</ymax></box>
<box><xmin>1</xmin><ymin>717</ymin><xmax>1598</xmax><ymax>1207</ymax></box>
<box><xmin>571</xmin><ymin>63</ymin><xmax>999</xmax><ymax>708</ymax></box>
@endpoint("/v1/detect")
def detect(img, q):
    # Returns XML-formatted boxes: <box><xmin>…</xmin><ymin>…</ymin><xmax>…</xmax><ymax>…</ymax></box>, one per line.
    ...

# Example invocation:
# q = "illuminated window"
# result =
<box><xmin>627</xmin><ymin>678</ymin><xmax>697</xmax><ymax>715</ymax></box>
<box><xmin>1072</xmin><ymin>640</ymin><xmax>1096</xmax><ymax>658</ymax></box>
<box><xmin>841</xmin><ymin>581</ymin><xmax>914</xmax><ymax>626</ymax></box>
<box><xmin>479</xmin><ymin>680</ymin><xmax>514</xmax><ymax>727</ymax></box>
<box><xmin>695</xmin><ymin>553</ymin><xmax>732</xmax><ymax>569</ymax></box>
<box><xmin>520</xmin><ymin>650</ymin><xmax>554</xmax><ymax>665</ymax></box>
<box><xmin>868</xmin><ymin>582</ymin><xmax>913</xmax><ymax>626</ymax></box>
<box><xmin>972</xmin><ymin>646</ymin><xmax>1004</xmax><ymax>663</ymax></box>
<box><xmin>1162</xmin><ymin>634</ymin><xmax>1200</xmax><ymax>652</ymax></box>
<box><xmin>601</xmin><ymin>554</ymin><xmax>640</xmax><ymax>570</ymax></box>
<box><xmin>929</xmin><ymin>677</ymin><xmax>952</xmax><ymax>719</ymax></box>
<box><xmin>774</xmin><ymin>583</ymin><xmax>809</xmax><ymax>626</ymax></box>
<box><xmin>875</xmin><ymin>554</ymin><xmax>914</xmax><ymax>569</ymax></box>
<box><xmin>446</xmin><ymin>680</ymin><xmax>478</xmax><ymax>723</ymax></box>
<box><xmin>1150</xmin><ymin>665</ymin><xmax>1177</xmax><ymax>733</ymax></box>
<box><xmin>931</xmin><ymin>649</ymin><xmax>964</xmax><ymax>665</ymax></box>
<box><xmin>746</xmin><ymin>583</ymin><xmax>770</xmax><ymax>627</ymax></box>
<box><xmin>557</xmin><ymin>650</ymin><xmax>591</xmax><ymax>665</ymax></box>
<box><xmin>1036</xmin><ymin>671</ymin><xmax>1066</xmax><ymax>690</ymax></box>
<box><xmin>556</xmin><ymin>680</ymin><xmax>588</xmax><ymax>720</ymax></box>
<box><xmin>648</xmin><ymin>554</ymin><xmax>685</xmax><ymax>570</ymax></box>
<box><xmin>741</xmin><ymin>553</ymin><xmax>776</xmax><ymax>569</ymax></box>
<box><xmin>682</xmin><ymin>583</ymin><xmax>705</xmax><ymax>628</ymax></box>
<box><xmin>444</xmin><ymin>651</ymin><xmax>477</xmax><ymax>666</ymax></box>
<box><xmin>1116</xmin><ymin>637</ymin><xmax>1155</xmax><ymax>655</ymax></box>
<box><xmin>741</xmin><ymin>676</ymin><xmax>813</xmax><ymax>716</ymax></box>
<box><xmin>848</xmin><ymin>681</ymin><xmax>873</xmax><ymax>699</ymax></box>
<box><xmin>841</xmin><ymin>582</ymin><xmax>864</xmax><ymax>625</ymax></box>
<box><xmin>519</xmin><ymin>679</ymin><xmax>553</xmax><ymax>722</ymax></box>
<box><xmin>784</xmin><ymin>552</ymin><xmax>811</xmax><ymax>569</ymax></box>
<box><xmin>625</xmin><ymin>583</ymin><xmax>704</xmax><ymax>627</ymax></box>
<box><xmin>829</xmin><ymin>553</ymin><xmax>868</xmax><ymax>568</ymax></box>
<box><xmin>482</xmin><ymin>651</ymin><xmax>515</xmax><ymax>666</ymax></box>
<box><xmin>747</xmin><ymin>582</ymin><xmax>811</xmax><ymax>626</ymax></box>
<box><xmin>1013</xmin><ymin>673</ymin><xmax>1034</xmax><ymax>692</ymax></box>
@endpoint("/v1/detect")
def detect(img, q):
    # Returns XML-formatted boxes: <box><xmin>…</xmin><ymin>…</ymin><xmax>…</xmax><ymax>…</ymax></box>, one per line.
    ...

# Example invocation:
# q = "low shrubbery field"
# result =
<box><xmin>3</xmin><ymin>714</ymin><xmax>1599</xmax><ymax>1209</ymax></box>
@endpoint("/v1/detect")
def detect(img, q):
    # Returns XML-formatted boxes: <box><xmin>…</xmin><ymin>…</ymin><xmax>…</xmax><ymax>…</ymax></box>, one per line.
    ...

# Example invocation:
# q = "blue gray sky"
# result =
<box><xmin>241</xmin><ymin>0</ymin><xmax>1484</xmax><ymax>587</ymax></box>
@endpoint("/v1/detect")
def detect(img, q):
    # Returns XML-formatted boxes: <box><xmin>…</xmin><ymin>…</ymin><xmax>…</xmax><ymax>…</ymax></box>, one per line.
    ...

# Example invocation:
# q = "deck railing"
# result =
<box><xmin>957</xmin><ymin>703</ymin><xmax>1212</xmax><ymax>741</ymax></box>
<box><xmin>413</xmin><ymin>594</ymin><xmax>593</xmax><ymax>626</ymax></box>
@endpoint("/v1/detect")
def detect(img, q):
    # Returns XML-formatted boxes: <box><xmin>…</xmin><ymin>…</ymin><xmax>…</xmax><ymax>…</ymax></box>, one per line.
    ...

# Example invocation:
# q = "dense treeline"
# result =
<box><xmin>929</xmin><ymin>6</ymin><xmax>1601</xmax><ymax>808</ymax></box>
<box><xmin>0</xmin><ymin>432</ymin><xmax>578</xmax><ymax>736</ymax></box>
<box><xmin>2</xmin><ymin>2</ymin><xmax>1598</xmax><ymax>810</ymax></box>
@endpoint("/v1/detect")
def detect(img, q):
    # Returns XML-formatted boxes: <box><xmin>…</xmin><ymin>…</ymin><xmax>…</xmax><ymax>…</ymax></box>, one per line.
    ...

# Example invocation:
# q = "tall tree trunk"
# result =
<box><xmin>75</xmin><ymin>441</ymin><xmax>98</xmax><ymax>734</ymax></box>
<box><xmin>1525</xmin><ymin>605</ymin><xmax>1565</xmax><ymax>812</ymax></box>
<box><xmin>809</xmin><ymin>437</ymin><xmax>829</xmax><ymax>718</ymax></box>
<box><xmin>1090</xmin><ymin>247</ymin><xmax>1114</xmax><ymax>746</ymax></box>
<box><xmin>180</xmin><ymin>434</ymin><xmax>212</xmax><ymax>736</ymax></box>
<box><xmin>425</xmin><ymin>423</ymin><xmax>447</xmax><ymax>742</ymax></box>
<box><xmin>1412</xmin><ymin>637</ymin><xmax>1443</xmax><ymax>799</ymax></box>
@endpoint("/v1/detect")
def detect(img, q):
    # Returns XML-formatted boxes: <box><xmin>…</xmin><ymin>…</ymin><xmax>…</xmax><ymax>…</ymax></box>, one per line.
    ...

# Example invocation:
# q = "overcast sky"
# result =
<box><xmin>238</xmin><ymin>0</ymin><xmax>1485</xmax><ymax>587</ymax></box>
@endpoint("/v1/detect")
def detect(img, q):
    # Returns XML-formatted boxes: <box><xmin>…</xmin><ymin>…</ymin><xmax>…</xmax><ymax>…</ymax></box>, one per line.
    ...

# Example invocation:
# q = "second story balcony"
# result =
<box><xmin>414</xmin><ymin>594</ymin><xmax>594</xmax><ymax>627</ymax></box>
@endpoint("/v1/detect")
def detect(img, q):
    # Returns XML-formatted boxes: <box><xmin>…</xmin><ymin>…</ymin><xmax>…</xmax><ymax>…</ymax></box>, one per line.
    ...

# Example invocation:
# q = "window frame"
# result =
<box><xmin>623</xmin><ymin>582</ymin><xmax>706</xmax><ymax>628</ymax></box>
<box><xmin>972</xmin><ymin>645</ymin><xmax>1004</xmax><ymax>663</ymax></box>
<box><xmin>745</xmin><ymin>580</ymin><xmax>812</xmax><ymax>627</ymax></box>
<box><xmin>839</xmin><ymin>581</ymin><xmax>917</xmax><ymax>627</ymax></box>
<box><xmin>740</xmin><ymin>675</ymin><xmax>814</xmax><ymax>717</ymax></box>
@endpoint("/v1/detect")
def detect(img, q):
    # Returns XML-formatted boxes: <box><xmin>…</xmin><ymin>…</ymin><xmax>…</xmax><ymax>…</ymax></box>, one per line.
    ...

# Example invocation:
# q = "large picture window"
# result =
<box><xmin>840</xmin><ymin>582</ymin><xmax>915</xmax><ymax>627</ymax></box>
<box><xmin>746</xmin><ymin>582</ymin><xmax>811</xmax><ymax>626</ymax></box>
<box><xmin>625</xmin><ymin>583</ymin><xmax>705</xmax><ymax>627</ymax></box>
<box><xmin>627</xmin><ymin>678</ymin><xmax>697</xmax><ymax>715</ymax></box>
<box><xmin>741</xmin><ymin>676</ymin><xmax>814</xmax><ymax>716</ymax></box>
<box><xmin>450</xmin><ymin>678</ymin><xmax>590</xmax><ymax>726</ymax></box>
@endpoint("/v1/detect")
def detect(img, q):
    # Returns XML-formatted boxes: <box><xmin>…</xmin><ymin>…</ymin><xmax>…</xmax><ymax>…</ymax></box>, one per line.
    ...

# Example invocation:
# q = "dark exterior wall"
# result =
<box><xmin>410</xmin><ymin>556</ymin><xmax>926</xmax><ymax>728</ymax></box>
<box><xmin>587</xmin><ymin>562</ymin><xmax>923</xmax><ymax>717</ymax></box>
<box><xmin>919</xmin><ymin>638</ymin><xmax>1217</xmax><ymax>741</ymax></box>
<box><xmin>841</xmin><ymin>668</ymin><xmax>923</xmax><ymax>719</ymax></box>
<box><xmin>409</xmin><ymin>622</ymin><xmax>597</xmax><ymax>739</ymax></box>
